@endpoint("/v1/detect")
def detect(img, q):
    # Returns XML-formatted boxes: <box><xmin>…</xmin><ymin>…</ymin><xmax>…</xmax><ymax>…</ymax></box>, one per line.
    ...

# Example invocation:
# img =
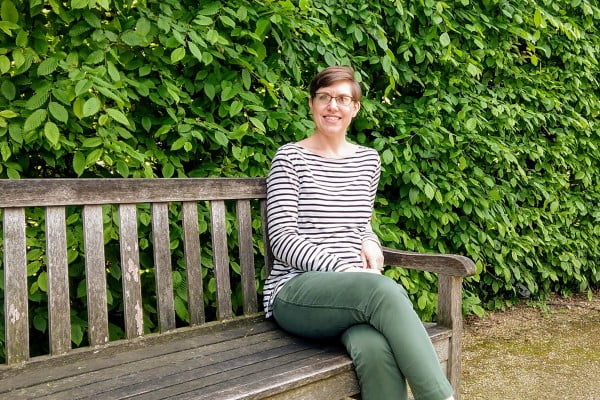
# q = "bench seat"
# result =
<box><xmin>0</xmin><ymin>316</ymin><xmax>451</xmax><ymax>400</ymax></box>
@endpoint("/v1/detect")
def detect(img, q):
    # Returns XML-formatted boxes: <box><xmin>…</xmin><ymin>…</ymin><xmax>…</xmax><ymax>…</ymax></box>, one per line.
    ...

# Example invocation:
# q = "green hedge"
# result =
<box><xmin>1</xmin><ymin>0</ymin><xmax>599</xmax><ymax>359</ymax></box>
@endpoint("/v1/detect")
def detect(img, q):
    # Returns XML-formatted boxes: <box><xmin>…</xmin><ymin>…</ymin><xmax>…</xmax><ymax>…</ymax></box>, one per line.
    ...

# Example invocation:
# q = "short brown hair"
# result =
<box><xmin>309</xmin><ymin>66</ymin><xmax>362</xmax><ymax>101</ymax></box>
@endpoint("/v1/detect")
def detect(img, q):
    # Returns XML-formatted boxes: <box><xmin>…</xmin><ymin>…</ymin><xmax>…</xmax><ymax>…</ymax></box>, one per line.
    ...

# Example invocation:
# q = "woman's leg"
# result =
<box><xmin>272</xmin><ymin>271</ymin><xmax>453</xmax><ymax>400</ymax></box>
<box><xmin>342</xmin><ymin>324</ymin><xmax>408</xmax><ymax>400</ymax></box>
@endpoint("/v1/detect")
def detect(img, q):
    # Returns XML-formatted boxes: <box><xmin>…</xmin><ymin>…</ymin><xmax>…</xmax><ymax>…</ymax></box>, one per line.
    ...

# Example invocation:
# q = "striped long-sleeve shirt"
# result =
<box><xmin>263</xmin><ymin>143</ymin><xmax>381</xmax><ymax>317</ymax></box>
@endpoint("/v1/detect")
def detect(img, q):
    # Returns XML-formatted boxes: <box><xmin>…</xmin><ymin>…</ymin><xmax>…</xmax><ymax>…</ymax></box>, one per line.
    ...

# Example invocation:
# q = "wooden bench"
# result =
<box><xmin>0</xmin><ymin>178</ymin><xmax>475</xmax><ymax>400</ymax></box>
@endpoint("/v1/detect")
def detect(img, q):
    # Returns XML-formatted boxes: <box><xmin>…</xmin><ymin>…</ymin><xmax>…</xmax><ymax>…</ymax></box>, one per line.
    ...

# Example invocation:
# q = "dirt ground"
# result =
<box><xmin>461</xmin><ymin>290</ymin><xmax>600</xmax><ymax>400</ymax></box>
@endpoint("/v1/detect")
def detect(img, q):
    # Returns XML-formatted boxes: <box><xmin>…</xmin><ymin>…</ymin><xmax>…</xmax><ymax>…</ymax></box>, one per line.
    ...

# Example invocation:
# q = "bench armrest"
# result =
<box><xmin>382</xmin><ymin>247</ymin><xmax>476</xmax><ymax>277</ymax></box>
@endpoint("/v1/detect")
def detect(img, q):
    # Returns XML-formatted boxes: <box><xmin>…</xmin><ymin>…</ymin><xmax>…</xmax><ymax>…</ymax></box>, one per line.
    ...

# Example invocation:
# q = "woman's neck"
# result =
<box><xmin>297</xmin><ymin>133</ymin><xmax>357</xmax><ymax>159</ymax></box>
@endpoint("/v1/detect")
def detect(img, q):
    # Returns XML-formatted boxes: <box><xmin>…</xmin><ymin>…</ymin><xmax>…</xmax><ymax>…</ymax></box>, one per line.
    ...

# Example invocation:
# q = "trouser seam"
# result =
<box><xmin>275</xmin><ymin>296</ymin><xmax>367</xmax><ymax>315</ymax></box>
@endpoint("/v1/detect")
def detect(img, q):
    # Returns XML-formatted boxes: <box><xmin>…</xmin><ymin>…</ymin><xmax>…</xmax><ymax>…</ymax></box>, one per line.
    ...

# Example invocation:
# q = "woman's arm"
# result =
<box><xmin>360</xmin><ymin>154</ymin><xmax>383</xmax><ymax>271</ymax></box>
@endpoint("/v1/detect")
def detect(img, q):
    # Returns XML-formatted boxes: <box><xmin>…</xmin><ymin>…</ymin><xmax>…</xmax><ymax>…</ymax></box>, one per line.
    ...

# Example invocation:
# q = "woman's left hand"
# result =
<box><xmin>361</xmin><ymin>240</ymin><xmax>384</xmax><ymax>272</ymax></box>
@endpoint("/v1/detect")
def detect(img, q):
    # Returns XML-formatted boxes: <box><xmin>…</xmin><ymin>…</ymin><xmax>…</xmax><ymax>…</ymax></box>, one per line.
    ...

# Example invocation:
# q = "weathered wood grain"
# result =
<box><xmin>118</xmin><ymin>204</ymin><xmax>144</xmax><ymax>338</ymax></box>
<box><xmin>2</xmin><ymin>208</ymin><xmax>29</xmax><ymax>364</ymax></box>
<box><xmin>0</xmin><ymin>178</ymin><xmax>266</xmax><ymax>207</ymax></box>
<box><xmin>237</xmin><ymin>200</ymin><xmax>258</xmax><ymax>314</ymax></box>
<box><xmin>46</xmin><ymin>206</ymin><xmax>72</xmax><ymax>355</ymax></box>
<box><xmin>151</xmin><ymin>202</ymin><xmax>176</xmax><ymax>332</ymax></box>
<box><xmin>182</xmin><ymin>201</ymin><xmax>204</xmax><ymax>325</ymax></box>
<box><xmin>383</xmin><ymin>247</ymin><xmax>476</xmax><ymax>276</ymax></box>
<box><xmin>210</xmin><ymin>200</ymin><xmax>232</xmax><ymax>320</ymax></box>
<box><xmin>83</xmin><ymin>205</ymin><xmax>109</xmax><ymax>346</ymax></box>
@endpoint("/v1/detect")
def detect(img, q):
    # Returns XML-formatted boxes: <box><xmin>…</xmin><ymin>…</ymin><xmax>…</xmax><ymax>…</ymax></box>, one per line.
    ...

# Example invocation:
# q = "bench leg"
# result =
<box><xmin>438</xmin><ymin>275</ymin><xmax>464</xmax><ymax>400</ymax></box>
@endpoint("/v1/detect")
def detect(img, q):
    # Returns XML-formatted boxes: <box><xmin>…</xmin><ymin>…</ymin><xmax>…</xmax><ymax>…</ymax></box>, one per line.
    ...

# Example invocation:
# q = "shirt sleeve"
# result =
<box><xmin>360</xmin><ymin>152</ymin><xmax>381</xmax><ymax>246</ymax></box>
<box><xmin>266</xmin><ymin>149</ymin><xmax>346</xmax><ymax>272</ymax></box>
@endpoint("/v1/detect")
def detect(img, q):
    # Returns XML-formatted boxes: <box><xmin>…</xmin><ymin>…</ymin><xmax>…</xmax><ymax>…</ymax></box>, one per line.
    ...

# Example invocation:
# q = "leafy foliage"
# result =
<box><xmin>1</xmin><ymin>0</ymin><xmax>599</xmax><ymax>360</ymax></box>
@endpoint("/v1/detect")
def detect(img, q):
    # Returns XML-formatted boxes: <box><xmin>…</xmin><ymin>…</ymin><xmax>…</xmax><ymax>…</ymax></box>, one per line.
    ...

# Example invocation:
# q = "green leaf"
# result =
<box><xmin>82</xmin><ymin>137</ymin><xmax>103</xmax><ymax>147</ymax></box>
<box><xmin>213</xmin><ymin>130</ymin><xmax>228</xmax><ymax>147</ymax></box>
<box><xmin>249</xmin><ymin>117</ymin><xmax>265</xmax><ymax>132</ymax></box>
<box><xmin>75</xmin><ymin>79</ymin><xmax>92</xmax><ymax>96</ymax></box>
<box><xmin>85</xmin><ymin>148</ymin><xmax>103</xmax><ymax>165</ymax></box>
<box><xmin>439</xmin><ymin>32</ymin><xmax>451</xmax><ymax>47</ymax></box>
<box><xmin>37</xmin><ymin>271</ymin><xmax>48</xmax><ymax>292</ymax></box>
<box><xmin>49</xmin><ymin>102</ymin><xmax>68</xmax><ymax>123</ymax></box>
<box><xmin>121</xmin><ymin>31</ymin><xmax>146</xmax><ymax>46</ymax></box>
<box><xmin>71</xmin><ymin>323</ymin><xmax>84</xmax><ymax>346</ymax></box>
<box><xmin>198</xmin><ymin>1</ymin><xmax>220</xmax><ymax>16</ymax></box>
<box><xmin>71</xmin><ymin>0</ymin><xmax>89</xmax><ymax>9</ymax></box>
<box><xmin>1</xmin><ymin>0</ymin><xmax>19</xmax><ymax>23</ymax></box>
<box><xmin>162</xmin><ymin>163</ymin><xmax>174</xmax><ymax>178</ymax></box>
<box><xmin>25</xmin><ymin>90</ymin><xmax>49</xmax><ymax>110</ymax></box>
<box><xmin>107</xmin><ymin>61</ymin><xmax>120</xmax><ymax>82</ymax></box>
<box><xmin>242</xmin><ymin>69</ymin><xmax>251</xmax><ymax>90</ymax></box>
<box><xmin>106</xmin><ymin>108</ymin><xmax>130</xmax><ymax>126</ymax></box>
<box><xmin>0</xmin><ymin>55</ymin><xmax>10</xmax><ymax>73</ymax></box>
<box><xmin>0</xmin><ymin>20</ymin><xmax>18</xmax><ymax>36</ymax></box>
<box><xmin>188</xmin><ymin>42</ymin><xmax>202</xmax><ymax>62</ymax></box>
<box><xmin>171</xmin><ymin>47</ymin><xmax>186</xmax><ymax>63</ymax></box>
<box><xmin>37</xmin><ymin>57</ymin><xmax>59</xmax><ymax>76</ymax></box>
<box><xmin>7</xmin><ymin>167</ymin><xmax>19</xmax><ymax>179</ymax></box>
<box><xmin>73</xmin><ymin>152</ymin><xmax>85</xmax><ymax>176</ymax></box>
<box><xmin>219</xmin><ymin>15</ymin><xmax>235</xmax><ymax>28</ymax></box>
<box><xmin>466</xmin><ymin>63</ymin><xmax>480</xmax><ymax>77</ymax></box>
<box><xmin>33</xmin><ymin>314</ymin><xmax>47</xmax><ymax>333</ymax></box>
<box><xmin>255</xmin><ymin>18</ymin><xmax>271</xmax><ymax>39</ymax></box>
<box><xmin>83</xmin><ymin>97</ymin><xmax>101</xmax><ymax>117</ymax></box>
<box><xmin>534</xmin><ymin>9</ymin><xmax>543</xmax><ymax>28</ymax></box>
<box><xmin>465</xmin><ymin>118</ymin><xmax>477</xmax><ymax>131</ymax></box>
<box><xmin>204</xmin><ymin>82</ymin><xmax>215</xmax><ymax>100</ymax></box>
<box><xmin>23</xmin><ymin>109</ymin><xmax>47</xmax><ymax>131</ymax></box>
<box><xmin>382</xmin><ymin>149</ymin><xmax>393</xmax><ymax>164</ymax></box>
<box><xmin>44</xmin><ymin>121</ymin><xmax>60</xmax><ymax>146</ymax></box>
<box><xmin>221</xmin><ymin>85</ymin><xmax>237</xmax><ymax>102</ymax></box>
<box><xmin>0</xmin><ymin>141</ymin><xmax>11</xmax><ymax>161</ymax></box>
<box><xmin>0</xmin><ymin>109</ymin><xmax>17</xmax><ymax>118</ymax></box>
<box><xmin>194</xmin><ymin>15</ymin><xmax>213</xmax><ymax>25</ymax></box>
<box><xmin>206</xmin><ymin>29</ymin><xmax>219</xmax><ymax>45</ymax></box>
<box><xmin>229</xmin><ymin>100</ymin><xmax>243</xmax><ymax>117</ymax></box>
<box><xmin>423</xmin><ymin>184</ymin><xmax>435</xmax><ymax>200</ymax></box>
<box><xmin>116</xmin><ymin>160</ymin><xmax>129</xmax><ymax>177</ymax></box>
<box><xmin>136</xmin><ymin>17</ymin><xmax>151</xmax><ymax>36</ymax></box>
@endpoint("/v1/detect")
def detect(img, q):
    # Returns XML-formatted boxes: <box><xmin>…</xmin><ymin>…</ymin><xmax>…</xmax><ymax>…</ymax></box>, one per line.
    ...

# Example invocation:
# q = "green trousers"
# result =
<box><xmin>272</xmin><ymin>271</ymin><xmax>453</xmax><ymax>400</ymax></box>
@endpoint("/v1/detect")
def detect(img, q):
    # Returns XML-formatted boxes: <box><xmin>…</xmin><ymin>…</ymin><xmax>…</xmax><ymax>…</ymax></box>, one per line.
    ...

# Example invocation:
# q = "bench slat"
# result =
<box><xmin>118</xmin><ymin>204</ymin><xmax>144</xmax><ymax>338</ymax></box>
<box><xmin>46</xmin><ymin>206</ymin><xmax>72</xmax><ymax>355</ymax></box>
<box><xmin>210</xmin><ymin>200</ymin><xmax>232</xmax><ymax>319</ymax></box>
<box><xmin>7</xmin><ymin>331</ymin><xmax>289</xmax><ymax>399</ymax></box>
<box><xmin>182</xmin><ymin>201</ymin><xmax>204</xmax><ymax>325</ymax></box>
<box><xmin>83</xmin><ymin>205</ymin><xmax>109</xmax><ymax>345</ymax></box>
<box><xmin>237</xmin><ymin>200</ymin><xmax>258</xmax><ymax>314</ymax></box>
<box><xmin>151</xmin><ymin>202</ymin><xmax>176</xmax><ymax>331</ymax></box>
<box><xmin>2</xmin><ymin>208</ymin><xmax>29</xmax><ymax>364</ymax></box>
<box><xmin>0</xmin><ymin>178</ymin><xmax>266</xmax><ymax>207</ymax></box>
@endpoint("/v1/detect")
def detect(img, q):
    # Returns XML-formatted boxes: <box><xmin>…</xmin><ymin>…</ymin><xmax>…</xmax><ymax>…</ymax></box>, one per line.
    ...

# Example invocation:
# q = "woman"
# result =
<box><xmin>263</xmin><ymin>66</ymin><xmax>455</xmax><ymax>400</ymax></box>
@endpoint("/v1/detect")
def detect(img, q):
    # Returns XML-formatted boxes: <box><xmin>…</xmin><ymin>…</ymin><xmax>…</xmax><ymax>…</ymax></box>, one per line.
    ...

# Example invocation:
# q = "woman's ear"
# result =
<box><xmin>352</xmin><ymin>101</ymin><xmax>361</xmax><ymax>118</ymax></box>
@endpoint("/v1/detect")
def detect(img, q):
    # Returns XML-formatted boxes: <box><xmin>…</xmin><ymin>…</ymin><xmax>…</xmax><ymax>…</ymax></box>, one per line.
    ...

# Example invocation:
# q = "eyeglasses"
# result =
<box><xmin>314</xmin><ymin>92</ymin><xmax>355</xmax><ymax>106</ymax></box>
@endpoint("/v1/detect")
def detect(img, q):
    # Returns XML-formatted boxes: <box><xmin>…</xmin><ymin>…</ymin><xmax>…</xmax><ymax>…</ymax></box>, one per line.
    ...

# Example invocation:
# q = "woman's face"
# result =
<box><xmin>309</xmin><ymin>80</ymin><xmax>360</xmax><ymax>138</ymax></box>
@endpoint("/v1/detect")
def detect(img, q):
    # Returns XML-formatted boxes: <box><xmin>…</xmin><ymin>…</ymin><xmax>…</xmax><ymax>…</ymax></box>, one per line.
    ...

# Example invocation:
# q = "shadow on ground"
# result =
<box><xmin>461</xmin><ymin>290</ymin><xmax>600</xmax><ymax>400</ymax></box>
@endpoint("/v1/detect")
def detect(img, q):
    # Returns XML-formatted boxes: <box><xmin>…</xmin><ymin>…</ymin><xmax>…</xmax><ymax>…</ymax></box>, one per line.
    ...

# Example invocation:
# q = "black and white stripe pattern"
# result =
<box><xmin>263</xmin><ymin>143</ymin><xmax>381</xmax><ymax>317</ymax></box>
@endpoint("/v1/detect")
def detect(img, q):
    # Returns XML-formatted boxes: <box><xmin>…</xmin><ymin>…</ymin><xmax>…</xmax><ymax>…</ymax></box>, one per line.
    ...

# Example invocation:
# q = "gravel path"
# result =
<box><xmin>461</xmin><ymin>291</ymin><xmax>600</xmax><ymax>400</ymax></box>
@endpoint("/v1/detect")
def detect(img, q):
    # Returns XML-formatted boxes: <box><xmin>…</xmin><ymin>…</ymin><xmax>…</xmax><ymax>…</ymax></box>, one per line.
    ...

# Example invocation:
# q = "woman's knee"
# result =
<box><xmin>366</xmin><ymin>274</ymin><xmax>411</xmax><ymax>307</ymax></box>
<box><xmin>342</xmin><ymin>324</ymin><xmax>394</xmax><ymax>365</ymax></box>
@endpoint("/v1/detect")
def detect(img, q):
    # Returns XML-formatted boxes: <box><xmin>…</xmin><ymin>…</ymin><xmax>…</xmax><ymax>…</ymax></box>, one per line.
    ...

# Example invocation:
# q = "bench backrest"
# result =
<box><xmin>0</xmin><ymin>178</ymin><xmax>270</xmax><ymax>365</ymax></box>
